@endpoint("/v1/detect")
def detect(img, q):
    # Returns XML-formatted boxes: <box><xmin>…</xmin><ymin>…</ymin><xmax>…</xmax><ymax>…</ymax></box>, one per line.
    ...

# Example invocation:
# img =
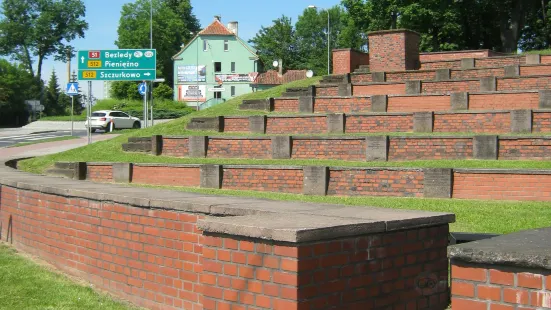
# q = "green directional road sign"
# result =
<box><xmin>77</xmin><ymin>49</ymin><xmax>156</xmax><ymax>81</ymax></box>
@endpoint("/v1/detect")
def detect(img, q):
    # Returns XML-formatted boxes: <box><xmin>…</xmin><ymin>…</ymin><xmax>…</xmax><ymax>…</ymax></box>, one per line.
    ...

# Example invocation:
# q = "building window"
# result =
<box><xmin>231</xmin><ymin>62</ymin><xmax>236</xmax><ymax>73</ymax></box>
<box><xmin>214</xmin><ymin>62</ymin><xmax>222</xmax><ymax>72</ymax></box>
<box><xmin>231</xmin><ymin>86</ymin><xmax>236</xmax><ymax>96</ymax></box>
<box><xmin>203</xmin><ymin>39</ymin><xmax>208</xmax><ymax>51</ymax></box>
<box><xmin>224</xmin><ymin>40</ymin><xmax>229</xmax><ymax>51</ymax></box>
<box><xmin>214</xmin><ymin>86</ymin><xmax>222</xmax><ymax>99</ymax></box>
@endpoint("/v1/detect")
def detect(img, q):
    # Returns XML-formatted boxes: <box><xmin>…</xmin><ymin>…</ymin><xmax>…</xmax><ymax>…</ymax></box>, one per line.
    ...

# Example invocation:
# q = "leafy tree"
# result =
<box><xmin>0</xmin><ymin>60</ymin><xmax>36</xmax><ymax>126</ymax></box>
<box><xmin>116</xmin><ymin>0</ymin><xmax>200</xmax><ymax>86</ymax></box>
<box><xmin>109</xmin><ymin>81</ymin><xmax>142</xmax><ymax>101</ymax></box>
<box><xmin>0</xmin><ymin>0</ymin><xmax>88</xmax><ymax>79</ymax></box>
<box><xmin>153</xmin><ymin>83</ymin><xmax>173</xmax><ymax>100</ymax></box>
<box><xmin>249</xmin><ymin>15</ymin><xmax>298</xmax><ymax>72</ymax></box>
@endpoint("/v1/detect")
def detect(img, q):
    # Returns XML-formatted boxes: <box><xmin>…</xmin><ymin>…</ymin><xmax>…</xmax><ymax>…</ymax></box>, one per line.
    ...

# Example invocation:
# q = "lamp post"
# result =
<box><xmin>308</xmin><ymin>5</ymin><xmax>330</xmax><ymax>75</ymax></box>
<box><xmin>149</xmin><ymin>0</ymin><xmax>153</xmax><ymax>127</ymax></box>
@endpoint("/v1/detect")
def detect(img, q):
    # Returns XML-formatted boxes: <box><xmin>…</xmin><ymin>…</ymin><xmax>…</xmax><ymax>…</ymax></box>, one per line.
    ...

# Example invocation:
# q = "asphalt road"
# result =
<box><xmin>0</xmin><ymin>130</ymin><xmax>101</xmax><ymax>148</ymax></box>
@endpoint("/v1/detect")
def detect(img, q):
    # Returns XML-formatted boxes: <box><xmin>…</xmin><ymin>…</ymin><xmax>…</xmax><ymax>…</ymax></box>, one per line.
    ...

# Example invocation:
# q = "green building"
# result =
<box><xmin>172</xmin><ymin>16</ymin><xmax>260</xmax><ymax>109</ymax></box>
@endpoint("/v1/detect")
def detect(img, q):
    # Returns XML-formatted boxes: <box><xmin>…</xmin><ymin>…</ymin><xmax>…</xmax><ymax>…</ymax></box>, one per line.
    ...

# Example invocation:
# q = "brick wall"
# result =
<box><xmin>468</xmin><ymin>93</ymin><xmax>539</xmax><ymax>110</ymax></box>
<box><xmin>314</xmin><ymin>97</ymin><xmax>371</xmax><ymax>113</ymax></box>
<box><xmin>207</xmin><ymin>138</ymin><xmax>272</xmax><ymax>159</ymax></box>
<box><xmin>498</xmin><ymin>138</ymin><xmax>551</xmax><ymax>160</ymax></box>
<box><xmin>450</xmin><ymin>68</ymin><xmax>503</xmax><ymax>79</ymax></box>
<box><xmin>86</xmin><ymin>164</ymin><xmax>113</xmax><ymax>182</ymax></box>
<box><xmin>476</xmin><ymin>56</ymin><xmax>523</xmax><ymax>68</ymax></box>
<box><xmin>273</xmin><ymin>98</ymin><xmax>300</xmax><ymax>113</ymax></box>
<box><xmin>433</xmin><ymin>112</ymin><xmax>511</xmax><ymax>133</ymax></box>
<box><xmin>162</xmin><ymin>138</ymin><xmax>189</xmax><ymax>157</ymax></box>
<box><xmin>291</xmin><ymin>138</ymin><xmax>366</xmax><ymax>161</ymax></box>
<box><xmin>328</xmin><ymin>168</ymin><xmax>424</xmax><ymax>197</ymax></box>
<box><xmin>266</xmin><ymin>116</ymin><xmax>327</xmax><ymax>134</ymax></box>
<box><xmin>452</xmin><ymin>172</ymin><xmax>551</xmax><ymax>201</ymax></box>
<box><xmin>221</xmin><ymin>167</ymin><xmax>304</xmax><ymax>194</ymax></box>
<box><xmin>132</xmin><ymin>165</ymin><xmax>201</xmax><ymax>187</ymax></box>
<box><xmin>451</xmin><ymin>263</ymin><xmax>551</xmax><ymax>309</ymax></box>
<box><xmin>386</xmin><ymin>71</ymin><xmax>436</xmax><ymax>82</ymax></box>
<box><xmin>542</xmin><ymin>55</ymin><xmax>551</xmax><ymax>63</ymax></box>
<box><xmin>498</xmin><ymin>76</ymin><xmax>551</xmax><ymax>91</ymax></box>
<box><xmin>421</xmin><ymin>80</ymin><xmax>480</xmax><ymax>94</ymax></box>
<box><xmin>224</xmin><ymin>117</ymin><xmax>249</xmax><ymax>133</ymax></box>
<box><xmin>419</xmin><ymin>50</ymin><xmax>493</xmax><ymax>62</ymax></box>
<box><xmin>420</xmin><ymin>60</ymin><xmax>460</xmax><ymax>70</ymax></box>
<box><xmin>353</xmin><ymin>84</ymin><xmax>406</xmax><ymax>96</ymax></box>
<box><xmin>520</xmin><ymin>64</ymin><xmax>551</xmax><ymax>76</ymax></box>
<box><xmin>0</xmin><ymin>186</ymin><xmax>204</xmax><ymax>310</ymax></box>
<box><xmin>368</xmin><ymin>30</ymin><xmax>420</xmax><ymax>72</ymax></box>
<box><xmin>332</xmin><ymin>49</ymin><xmax>369</xmax><ymax>75</ymax></box>
<box><xmin>345</xmin><ymin>114</ymin><xmax>414</xmax><ymax>133</ymax></box>
<box><xmin>387</xmin><ymin>96</ymin><xmax>450</xmax><ymax>112</ymax></box>
<box><xmin>533</xmin><ymin>111</ymin><xmax>551</xmax><ymax>132</ymax></box>
<box><xmin>389</xmin><ymin>138</ymin><xmax>473</xmax><ymax>160</ymax></box>
<box><xmin>315</xmin><ymin>86</ymin><xmax>339</xmax><ymax>96</ymax></box>
<box><xmin>202</xmin><ymin>225</ymin><xmax>449</xmax><ymax>310</ymax></box>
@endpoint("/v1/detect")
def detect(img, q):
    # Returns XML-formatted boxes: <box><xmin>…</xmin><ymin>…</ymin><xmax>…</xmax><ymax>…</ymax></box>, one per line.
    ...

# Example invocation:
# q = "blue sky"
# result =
<box><xmin>41</xmin><ymin>0</ymin><xmax>340</xmax><ymax>98</ymax></box>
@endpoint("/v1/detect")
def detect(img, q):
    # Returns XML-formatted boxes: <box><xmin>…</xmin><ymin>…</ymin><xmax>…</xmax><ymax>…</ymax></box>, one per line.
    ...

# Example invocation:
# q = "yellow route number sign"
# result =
<box><xmin>87</xmin><ymin>60</ymin><xmax>102</xmax><ymax>68</ymax></box>
<box><xmin>82</xmin><ymin>71</ymin><xmax>97</xmax><ymax>79</ymax></box>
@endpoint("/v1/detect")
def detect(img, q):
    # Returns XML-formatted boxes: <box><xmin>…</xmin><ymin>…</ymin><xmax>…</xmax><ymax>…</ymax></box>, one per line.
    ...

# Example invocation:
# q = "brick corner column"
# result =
<box><xmin>368</xmin><ymin>29</ymin><xmax>420</xmax><ymax>72</ymax></box>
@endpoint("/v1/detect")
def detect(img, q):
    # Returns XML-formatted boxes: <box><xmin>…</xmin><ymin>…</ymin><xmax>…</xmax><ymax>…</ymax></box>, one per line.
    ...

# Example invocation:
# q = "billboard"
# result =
<box><xmin>215</xmin><ymin>73</ymin><xmax>258</xmax><ymax>83</ymax></box>
<box><xmin>179</xmin><ymin>85</ymin><xmax>206</xmax><ymax>102</ymax></box>
<box><xmin>177</xmin><ymin>65</ymin><xmax>206</xmax><ymax>82</ymax></box>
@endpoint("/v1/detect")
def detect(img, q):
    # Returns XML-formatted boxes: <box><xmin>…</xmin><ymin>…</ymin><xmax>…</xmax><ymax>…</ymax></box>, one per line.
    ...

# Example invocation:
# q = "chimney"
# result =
<box><xmin>214</xmin><ymin>15</ymin><xmax>221</xmax><ymax>21</ymax></box>
<box><xmin>227</xmin><ymin>21</ymin><xmax>238</xmax><ymax>36</ymax></box>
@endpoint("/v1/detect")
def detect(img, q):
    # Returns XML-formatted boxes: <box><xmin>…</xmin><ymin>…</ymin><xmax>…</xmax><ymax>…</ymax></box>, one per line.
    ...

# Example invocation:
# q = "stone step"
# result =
<box><xmin>122</xmin><ymin>143</ymin><xmax>152</xmax><ymax>153</ymax></box>
<box><xmin>128</xmin><ymin>137</ymin><xmax>152</xmax><ymax>143</ymax></box>
<box><xmin>44</xmin><ymin>168</ymin><xmax>75</xmax><ymax>179</ymax></box>
<box><xmin>281</xmin><ymin>91</ymin><xmax>309</xmax><ymax>97</ymax></box>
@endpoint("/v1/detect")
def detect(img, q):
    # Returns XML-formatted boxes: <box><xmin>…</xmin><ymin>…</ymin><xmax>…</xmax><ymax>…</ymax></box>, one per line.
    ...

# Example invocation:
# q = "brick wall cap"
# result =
<box><xmin>348</xmin><ymin>112</ymin><xmax>412</xmax><ymax>116</ymax></box>
<box><xmin>420</xmin><ymin>49</ymin><xmax>497</xmax><ymax>56</ymax></box>
<box><xmin>332</xmin><ymin>48</ymin><xmax>368</xmax><ymax>54</ymax></box>
<box><xmin>86</xmin><ymin>162</ymin><xmax>115</xmax><ymax>166</ymax></box>
<box><xmin>499</xmin><ymin>135</ymin><xmax>551</xmax><ymax>140</ymax></box>
<box><xmin>434</xmin><ymin>110</ymin><xmax>510</xmax><ymax>115</ymax></box>
<box><xmin>449</xmin><ymin>227</ymin><xmax>551</xmax><ymax>270</ymax></box>
<box><xmin>367</xmin><ymin>29</ymin><xmax>421</xmax><ymax>36</ymax></box>
<box><xmin>267</xmin><ymin>114</ymin><xmax>327</xmax><ymax>118</ymax></box>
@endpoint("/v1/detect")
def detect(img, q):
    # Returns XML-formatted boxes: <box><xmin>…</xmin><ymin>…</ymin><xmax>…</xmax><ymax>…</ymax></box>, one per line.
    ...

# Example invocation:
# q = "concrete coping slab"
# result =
<box><xmin>266</xmin><ymin>114</ymin><xmax>327</xmax><ymax>118</ymax></box>
<box><xmin>222</xmin><ymin>165</ymin><xmax>302</xmax><ymax>170</ymax></box>
<box><xmin>133</xmin><ymin>163</ymin><xmax>201</xmax><ymax>168</ymax></box>
<box><xmin>454</xmin><ymin>168</ymin><xmax>551</xmax><ymax>175</ymax></box>
<box><xmin>314</xmin><ymin>96</ymin><xmax>370</xmax><ymax>99</ymax></box>
<box><xmin>1</xmin><ymin>163</ymin><xmax>454</xmax><ymax>243</ymax></box>
<box><xmin>433</xmin><ymin>110</ymin><xmax>511</xmax><ymax>115</ymax></box>
<box><xmin>347</xmin><ymin>112</ymin><xmax>413</xmax><ymax>117</ymax></box>
<box><xmin>206</xmin><ymin>136</ymin><xmax>271</xmax><ymax>140</ymax></box>
<box><xmin>448</xmin><ymin>227</ymin><xmax>551</xmax><ymax>270</ymax></box>
<box><xmin>87</xmin><ymin>162</ymin><xmax>116</xmax><ymax>166</ymax></box>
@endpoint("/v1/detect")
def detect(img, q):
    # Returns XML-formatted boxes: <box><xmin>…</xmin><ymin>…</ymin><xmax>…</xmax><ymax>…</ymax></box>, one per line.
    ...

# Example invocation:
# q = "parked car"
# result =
<box><xmin>84</xmin><ymin>110</ymin><xmax>141</xmax><ymax>133</ymax></box>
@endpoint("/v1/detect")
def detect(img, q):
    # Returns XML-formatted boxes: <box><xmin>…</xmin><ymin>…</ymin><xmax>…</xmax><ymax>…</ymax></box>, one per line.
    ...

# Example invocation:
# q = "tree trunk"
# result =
<box><xmin>499</xmin><ymin>0</ymin><xmax>526</xmax><ymax>53</ymax></box>
<box><xmin>37</xmin><ymin>53</ymin><xmax>44</xmax><ymax>81</ymax></box>
<box><xmin>23</xmin><ymin>45</ymin><xmax>34</xmax><ymax>78</ymax></box>
<box><xmin>390</xmin><ymin>12</ymin><xmax>397</xmax><ymax>29</ymax></box>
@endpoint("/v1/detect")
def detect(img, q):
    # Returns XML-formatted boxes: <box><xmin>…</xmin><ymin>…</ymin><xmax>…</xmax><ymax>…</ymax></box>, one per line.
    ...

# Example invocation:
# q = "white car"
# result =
<box><xmin>85</xmin><ymin>110</ymin><xmax>141</xmax><ymax>133</ymax></box>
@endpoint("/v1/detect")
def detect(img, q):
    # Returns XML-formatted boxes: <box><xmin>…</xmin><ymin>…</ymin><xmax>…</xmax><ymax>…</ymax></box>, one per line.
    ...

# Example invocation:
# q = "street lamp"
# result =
<box><xmin>308</xmin><ymin>5</ymin><xmax>330</xmax><ymax>75</ymax></box>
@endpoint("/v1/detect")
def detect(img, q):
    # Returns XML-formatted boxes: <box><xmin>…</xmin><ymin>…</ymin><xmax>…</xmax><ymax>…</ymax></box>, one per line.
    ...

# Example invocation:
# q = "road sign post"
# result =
<box><xmin>66</xmin><ymin>83</ymin><xmax>79</xmax><ymax>136</ymax></box>
<box><xmin>77</xmin><ymin>49</ymin><xmax>156</xmax><ymax>81</ymax></box>
<box><xmin>138</xmin><ymin>82</ymin><xmax>148</xmax><ymax>128</ymax></box>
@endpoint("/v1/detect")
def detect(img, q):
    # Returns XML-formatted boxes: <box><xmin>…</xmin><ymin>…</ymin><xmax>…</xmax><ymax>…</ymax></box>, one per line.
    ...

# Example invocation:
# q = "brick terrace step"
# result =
<box><xmin>124</xmin><ymin>135</ymin><xmax>551</xmax><ymax>162</ymax></box>
<box><xmin>419</xmin><ymin>54</ymin><xmax>551</xmax><ymax>70</ymax></box>
<box><xmin>188</xmin><ymin>110</ymin><xmax>551</xmax><ymax>135</ymax></box>
<box><xmin>80</xmin><ymin>161</ymin><xmax>551</xmax><ymax>201</ymax></box>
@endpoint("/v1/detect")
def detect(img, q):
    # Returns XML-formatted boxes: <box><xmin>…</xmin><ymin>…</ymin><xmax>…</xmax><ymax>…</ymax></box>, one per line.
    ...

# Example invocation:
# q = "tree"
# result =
<box><xmin>0</xmin><ymin>0</ymin><xmax>88</xmax><ymax>79</ymax></box>
<box><xmin>153</xmin><ymin>83</ymin><xmax>173</xmax><ymax>100</ymax></box>
<box><xmin>0</xmin><ymin>60</ymin><xmax>36</xmax><ymax>126</ymax></box>
<box><xmin>249</xmin><ymin>16</ymin><xmax>298</xmax><ymax>72</ymax></box>
<box><xmin>116</xmin><ymin>0</ymin><xmax>200</xmax><ymax>86</ymax></box>
<box><xmin>44</xmin><ymin>70</ymin><xmax>65</xmax><ymax>116</ymax></box>
<box><xmin>109</xmin><ymin>81</ymin><xmax>142</xmax><ymax>101</ymax></box>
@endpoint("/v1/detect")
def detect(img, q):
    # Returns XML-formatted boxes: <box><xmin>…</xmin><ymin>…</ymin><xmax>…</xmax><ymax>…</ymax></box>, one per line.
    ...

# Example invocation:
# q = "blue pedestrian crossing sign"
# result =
<box><xmin>66</xmin><ymin>82</ymin><xmax>79</xmax><ymax>96</ymax></box>
<box><xmin>138</xmin><ymin>82</ymin><xmax>147</xmax><ymax>96</ymax></box>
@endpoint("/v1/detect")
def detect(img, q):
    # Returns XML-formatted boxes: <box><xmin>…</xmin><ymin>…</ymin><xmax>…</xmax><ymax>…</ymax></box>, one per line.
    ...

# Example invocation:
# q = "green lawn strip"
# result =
<box><xmin>8</xmin><ymin>135</ymin><xmax>80</xmax><ymax>148</ymax></box>
<box><xmin>40</xmin><ymin>115</ymin><xmax>88</xmax><ymax>121</ymax></box>
<box><xmin>132</xmin><ymin>184</ymin><xmax>551</xmax><ymax>235</ymax></box>
<box><xmin>0</xmin><ymin>244</ymin><xmax>138</xmax><ymax>310</ymax></box>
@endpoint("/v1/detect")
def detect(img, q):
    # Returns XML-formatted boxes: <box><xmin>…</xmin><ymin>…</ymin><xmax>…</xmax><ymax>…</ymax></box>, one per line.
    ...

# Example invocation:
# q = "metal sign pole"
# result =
<box><xmin>71</xmin><ymin>96</ymin><xmax>74</xmax><ymax>136</ymax></box>
<box><xmin>142</xmin><ymin>81</ymin><xmax>146</xmax><ymax>128</ymax></box>
<box><xmin>88</xmin><ymin>81</ymin><xmax>92</xmax><ymax>144</ymax></box>
<box><xmin>150</xmin><ymin>81</ymin><xmax>154</xmax><ymax>127</ymax></box>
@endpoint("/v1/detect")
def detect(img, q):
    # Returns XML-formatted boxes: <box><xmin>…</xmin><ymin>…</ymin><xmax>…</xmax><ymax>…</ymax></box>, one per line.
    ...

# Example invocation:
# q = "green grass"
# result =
<box><xmin>40</xmin><ymin>115</ymin><xmax>87</xmax><ymax>121</ymax></box>
<box><xmin>524</xmin><ymin>49</ymin><xmax>551</xmax><ymax>55</ymax></box>
<box><xmin>134</xmin><ymin>184</ymin><xmax>551</xmax><ymax>234</ymax></box>
<box><xmin>0</xmin><ymin>244</ymin><xmax>137</xmax><ymax>310</ymax></box>
<box><xmin>8</xmin><ymin>135</ymin><xmax>79</xmax><ymax>148</ymax></box>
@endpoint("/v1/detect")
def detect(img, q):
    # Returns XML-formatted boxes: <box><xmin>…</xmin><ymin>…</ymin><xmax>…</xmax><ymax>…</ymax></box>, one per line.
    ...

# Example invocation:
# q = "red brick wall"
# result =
<box><xmin>351</xmin><ymin>74</ymin><xmax>374</xmax><ymax>83</ymax></box>
<box><xmin>368</xmin><ymin>30</ymin><xmax>420</xmax><ymax>72</ymax></box>
<box><xmin>450</xmin><ymin>68</ymin><xmax>503</xmax><ymax>79</ymax></box>
<box><xmin>315</xmin><ymin>97</ymin><xmax>371</xmax><ymax>113</ymax></box>
<box><xmin>541</xmin><ymin>55</ymin><xmax>551</xmax><ymax>63</ymax></box>
<box><xmin>332</xmin><ymin>49</ymin><xmax>369</xmax><ymax>75</ymax></box>
<box><xmin>202</xmin><ymin>225</ymin><xmax>450</xmax><ymax>310</ymax></box>
<box><xmin>273</xmin><ymin>98</ymin><xmax>300</xmax><ymax>113</ymax></box>
<box><xmin>316</xmin><ymin>86</ymin><xmax>339</xmax><ymax>96</ymax></box>
<box><xmin>386</xmin><ymin>71</ymin><xmax>435</xmax><ymax>82</ymax></box>
<box><xmin>162</xmin><ymin>138</ymin><xmax>189</xmax><ymax>157</ymax></box>
<box><xmin>421</xmin><ymin>80</ymin><xmax>480</xmax><ymax>94</ymax></box>
<box><xmin>389</xmin><ymin>138</ymin><xmax>473</xmax><ymax>160</ymax></box>
<box><xmin>291</xmin><ymin>138</ymin><xmax>366</xmax><ymax>161</ymax></box>
<box><xmin>266</xmin><ymin>117</ymin><xmax>326</xmax><ymax>134</ymax></box>
<box><xmin>224</xmin><ymin>117</ymin><xmax>249</xmax><ymax>133</ymax></box>
<box><xmin>86</xmin><ymin>165</ymin><xmax>113</xmax><ymax>182</ymax></box>
<box><xmin>328</xmin><ymin>169</ymin><xmax>424</xmax><ymax>197</ymax></box>
<box><xmin>221</xmin><ymin>168</ymin><xmax>304</xmax><ymax>194</ymax></box>
<box><xmin>451</xmin><ymin>263</ymin><xmax>551</xmax><ymax>309</ymax></box>
<box><xmin>520</xmin><ymin>64</ymin><xmax>551</xmax><ymax>75</ymax></box>
<box><xmin>353</xmin><ymin>84</ymin><xmax>406</xmax><ymax>96</ymax></box>
<box><xmin>499</xmin><ymin>138</ymin><xmax>551</xmax><ymax>160</ymax></box>
<box><xmin>476</xmin><ymin>56</ymin><xmax>523</xmax><ymax>68</ymax></box>
<box><xmin>0</xmin><ymin>186</ymin><xmax>204</xmax><ymax>310</ymax></box>
<box><xmin>132</xmin><ymin>165</ymin><xmax>201</xmax><ymax>187</ymax></box>
<box><xmin>468</xmin><ymin>93</ymin><xmax>539</xmax><ymax>110</ymax></box>
<box><xmin>533</xmin><ymin>111</ymin><xmax>551</xmax><ymax>132</ymax></box>
<box><xmin>419</xmin><ymin>50</ymin><xmax>492</xmax><ymax>62</ymax></box>
<box><xmin>452</xmin><ymin>172</ymin><xmax>551</xmax><ymax>201</ymax></box>
<box><xmin>433</xmin><ymin>112</ymin><xmax>511</xmax><ymax>133</ymax></box>
<box><xmin>420</xmin><ymin>60</ymin><xmax>460</xmax><ymax>70</ymax></box>
<box><xmin>498</xmin><ymin>76</ymin><xmax>551</xmax><ymax>91</ymax></box>
<box><xmin>345</xmin><ymin>114</ymin><xmax>414</xmax><ymax>133</ymax></box>
<box><xmin>387</xmin><ymin>96</ymin><xmax>450</xmax><ymax>112</ymax></box>
<box><xmin>207</xmin><ymin>138</ymin><xmax>271</xmax><ymax>159</ymax></box>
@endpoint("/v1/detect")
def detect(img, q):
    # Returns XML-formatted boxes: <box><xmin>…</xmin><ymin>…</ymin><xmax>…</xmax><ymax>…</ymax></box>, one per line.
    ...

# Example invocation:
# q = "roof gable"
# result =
<box><xmin>199</xmin><ymin>19</ymin><xmax>234</xmax><ymax>36</ymax></box>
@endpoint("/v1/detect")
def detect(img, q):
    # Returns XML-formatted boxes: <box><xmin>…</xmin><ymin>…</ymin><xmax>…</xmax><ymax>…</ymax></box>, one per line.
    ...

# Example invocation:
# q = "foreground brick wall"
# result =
<box><xmin>202</xmin><ymin>225</ymin><xmax>450</xmax><ymax>309</ymax></box>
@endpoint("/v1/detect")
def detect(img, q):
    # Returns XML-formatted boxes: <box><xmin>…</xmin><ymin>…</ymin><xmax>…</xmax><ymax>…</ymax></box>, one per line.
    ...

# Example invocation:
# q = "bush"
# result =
<box><xmin>91</xmin><ymin>98</ymin><xmax>194</xmax><ymax>119</ymax></box>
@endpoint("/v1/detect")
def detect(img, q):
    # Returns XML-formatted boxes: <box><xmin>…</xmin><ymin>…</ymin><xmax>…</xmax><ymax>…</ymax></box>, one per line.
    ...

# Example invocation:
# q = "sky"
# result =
<box><xmin>40</xmin><ymin>0</ymin><xmax>340</xmax><ymax>99</ymax></box>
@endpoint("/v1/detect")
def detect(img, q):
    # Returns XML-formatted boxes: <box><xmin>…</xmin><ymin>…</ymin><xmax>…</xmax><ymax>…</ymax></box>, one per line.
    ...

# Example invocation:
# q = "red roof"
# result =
<box><xmin>254</xmin><ymin>70</ymin><xmax>308</xmax><ymax>85</ymax></box>
<box><xmin>199</xmin><ymin>19</ymin><xmax>234</xmax><ymax>36</ymax></box>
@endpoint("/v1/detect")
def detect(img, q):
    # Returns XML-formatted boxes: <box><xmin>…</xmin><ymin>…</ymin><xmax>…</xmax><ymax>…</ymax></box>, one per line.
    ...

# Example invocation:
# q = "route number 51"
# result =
<box><xmin>89</xmin><ymin>51</ymin><xmax>100</xmax><ymax>58</ymax></box>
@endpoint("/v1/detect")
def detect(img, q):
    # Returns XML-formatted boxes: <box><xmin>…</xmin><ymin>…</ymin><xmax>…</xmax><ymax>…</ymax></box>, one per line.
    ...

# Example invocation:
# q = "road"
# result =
<box><xmin>0</xmin><ymin>130</ymin><xmax>101</xmax><ymax>148</ymax></box>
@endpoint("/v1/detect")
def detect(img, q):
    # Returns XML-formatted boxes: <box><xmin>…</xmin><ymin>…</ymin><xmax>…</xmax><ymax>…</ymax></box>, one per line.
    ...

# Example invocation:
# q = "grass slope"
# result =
<box><xmin>0</xmin><ymin>245</ymin><xmax>137</xmax><ymax>310</ymax></box>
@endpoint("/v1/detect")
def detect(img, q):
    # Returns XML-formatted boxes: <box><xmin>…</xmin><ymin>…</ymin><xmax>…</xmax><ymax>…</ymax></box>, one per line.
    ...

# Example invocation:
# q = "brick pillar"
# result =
<box><xmin>368</xmin><ymin>29</ymin><xmax>420</xmax><ymax>72</ymax></box>
<box><xmin>332</xmin><ymin>48</ymin><xmax>370</xmax><ymax>75</ymax></box>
